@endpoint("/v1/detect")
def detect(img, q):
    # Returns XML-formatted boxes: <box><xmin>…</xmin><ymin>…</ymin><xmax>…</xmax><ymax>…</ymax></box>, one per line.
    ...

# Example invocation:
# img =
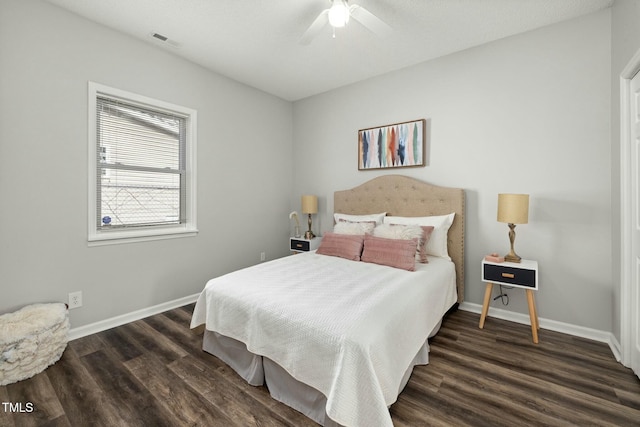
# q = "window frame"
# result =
<box><xmin>88</xmin><ymin>82</ymin><xmax>197</xmax><ymax>245</ymax></box>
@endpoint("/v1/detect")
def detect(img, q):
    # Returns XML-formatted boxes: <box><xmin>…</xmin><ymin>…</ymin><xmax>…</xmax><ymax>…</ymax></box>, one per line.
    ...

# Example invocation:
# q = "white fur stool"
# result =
<box><xmin>0</xmin><ymin>303</ymin><xmax>69</xmax><ymax>386</ymax></box>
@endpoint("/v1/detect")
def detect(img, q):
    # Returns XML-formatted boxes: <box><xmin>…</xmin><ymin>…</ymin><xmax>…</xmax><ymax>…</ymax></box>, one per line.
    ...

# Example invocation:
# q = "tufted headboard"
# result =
<box><xmin>334</xmin><ymin>175</ymin><xmax>465</xmax><ymax>303</ymax></box>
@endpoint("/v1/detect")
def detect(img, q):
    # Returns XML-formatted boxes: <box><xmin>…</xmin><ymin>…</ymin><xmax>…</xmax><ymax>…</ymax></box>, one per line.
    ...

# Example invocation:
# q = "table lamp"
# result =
<box><xmin>301</xmin><ymin>195</ymin><xmax>318</xmax><ymax>239</ymax></box>
<box><xmin>497</xmin><ymin>193</ymin><xmax>529</xmax><ymax>263</ymax></box>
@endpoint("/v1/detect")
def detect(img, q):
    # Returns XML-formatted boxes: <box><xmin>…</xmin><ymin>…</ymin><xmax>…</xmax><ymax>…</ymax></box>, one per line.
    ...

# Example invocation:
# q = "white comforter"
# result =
<box><xmin>191</xmin><ymin>252</ymin><xmax>457</xmax><ymax>427</ymax></box>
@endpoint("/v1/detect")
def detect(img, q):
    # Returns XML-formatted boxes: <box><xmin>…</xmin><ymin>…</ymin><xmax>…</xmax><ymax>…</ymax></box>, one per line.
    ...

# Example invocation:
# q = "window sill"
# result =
<box><xmin>88</xmin><ymin>227</ymin><xmax>198</xmax><ymax>246</ymax></box>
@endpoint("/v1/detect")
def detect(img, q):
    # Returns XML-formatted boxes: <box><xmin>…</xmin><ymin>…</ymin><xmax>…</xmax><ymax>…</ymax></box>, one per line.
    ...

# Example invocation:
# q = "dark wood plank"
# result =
<box><xmin>80</xmin><ymin>347</ymin><xmax>181</xmax><ymax>426</ymax></box>
<box><xmin>4</xmin><ymin>371</ymin><xmax>65</xmax><ymax>427</ymax></box>
<box><xmin>125</xmin><ymin>353</ymin><xmax>236</xmax><ymax>426</ymax></box>
<box><xmin>172</xmin><ymin>353</ymin><xmax>316</xmax><ymax>427</ymax></box>
<box><xmin>98</xmin><ymin>326</ymin><xmax>144</xmax><ymax>362</ymax></box>
<box><xmin>217</xmin><ymin>359</ymin><xmax>317</xmax><ymax>426</ymax></box>
<box><xmin>45</xmin><ymin>345</ymin><xmax>126</xmax><ymax>427</ymax></box>
<box><xmin>143</xmin><ymin>311</ymin><xmax>202</xmax><ymax>348</ymax></box>
<box><xmin>162</xmin><ymin>305</ymin><xmax>193</xmax><ymax>325</ymax></box>
<box><xmin>122</xmin><ymin>319</ymin><xmax>188</xmax><ymax>365</ymax></box>
<box><xmin>66</xmin><ymin>332</ymin><xmax>106</xmax><ymax>358</ymax></box>
<box><xmin>0</xmin><ymin>385</ymin><xmax>15</xmax><ymax>427</ymax></box>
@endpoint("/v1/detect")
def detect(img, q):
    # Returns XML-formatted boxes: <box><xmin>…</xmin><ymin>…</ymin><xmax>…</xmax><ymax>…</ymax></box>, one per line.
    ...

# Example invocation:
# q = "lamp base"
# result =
<box><xmin>304</xmin><ymin>212</ymin><xmax>315</xmax><ymax>240</ymax></box>
<box><xmin>504</xmin><ymin>253</ymin><xmax>522</xmax><ymax>263</ymax></box>
<box><xmin>504</xmin><ymin>223</ymin><xmax>522</xmax><ymax>263</ymax></box>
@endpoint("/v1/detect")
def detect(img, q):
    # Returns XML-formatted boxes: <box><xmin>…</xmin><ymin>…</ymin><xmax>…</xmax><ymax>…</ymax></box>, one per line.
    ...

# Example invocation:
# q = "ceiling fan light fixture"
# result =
<box><xmin>328</xmin><ymin>0</ymin><xmax>350</xmax><ymax>28</ymax></box>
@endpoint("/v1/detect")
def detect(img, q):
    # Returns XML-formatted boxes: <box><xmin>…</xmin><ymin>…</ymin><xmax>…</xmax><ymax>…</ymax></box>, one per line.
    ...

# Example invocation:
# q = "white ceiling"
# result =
<box><xmin>45</xmin><ymin>0</ymin><xmax>613</xmax><ymax>101</ymax></box>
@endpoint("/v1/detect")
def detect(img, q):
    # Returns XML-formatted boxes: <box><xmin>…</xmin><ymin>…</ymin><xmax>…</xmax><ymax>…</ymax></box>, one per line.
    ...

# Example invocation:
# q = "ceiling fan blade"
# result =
<box><xmin>349</xmin><ymin>4</ymin><xmax>392</xmax><ymax>37</ymax></box>
<box><xmin>300</xmin><ymin>9</ymin><xmax>329</xmax><ymax>45</ymax></box>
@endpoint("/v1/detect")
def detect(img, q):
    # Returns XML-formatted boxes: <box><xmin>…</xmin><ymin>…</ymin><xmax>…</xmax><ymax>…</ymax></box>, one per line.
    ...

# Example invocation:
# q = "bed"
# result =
<box><xmin>190</xmin><ymin>175</ymin><xmax>465</xmax><ymax>427</ymax></box>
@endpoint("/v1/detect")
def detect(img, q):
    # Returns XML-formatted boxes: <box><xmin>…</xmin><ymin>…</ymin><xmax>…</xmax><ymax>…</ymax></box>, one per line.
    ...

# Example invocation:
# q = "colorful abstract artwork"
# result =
<box><xmin>358</xmin><ymin>119</ymin><xmax>426</xmax><ymax>170</ymax></box>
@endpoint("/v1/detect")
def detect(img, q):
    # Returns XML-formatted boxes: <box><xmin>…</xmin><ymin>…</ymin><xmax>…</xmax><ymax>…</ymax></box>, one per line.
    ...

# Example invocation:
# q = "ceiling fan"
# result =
<box><xmin>300</xmin><ymin>0</ymin><xmax>392</xmax><ymax>45</ymax></box>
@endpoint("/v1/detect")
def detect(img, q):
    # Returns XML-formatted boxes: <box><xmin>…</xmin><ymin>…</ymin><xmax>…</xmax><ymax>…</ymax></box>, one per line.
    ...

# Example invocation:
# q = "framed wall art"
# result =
<box><xmin>358</xmin><ymin>119</ymin><xmax>426</xmax><ymax>170</ymax></box>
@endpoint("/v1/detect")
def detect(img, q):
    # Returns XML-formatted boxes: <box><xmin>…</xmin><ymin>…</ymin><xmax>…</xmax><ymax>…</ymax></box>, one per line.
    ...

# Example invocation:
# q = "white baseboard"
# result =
<box><xmin>68</xmin><ymin>293</ymin><xmax>200</xmax><ymax>341</ymax></box>
<box><xmin>458</xmin><ymin>302</ymin><xmax>620</xmax><ymax>358</ymax></box>
<box><xmin>608</xmin><ymin>334</ymin><xmax>623</xmax><ymax>363</ymax></box>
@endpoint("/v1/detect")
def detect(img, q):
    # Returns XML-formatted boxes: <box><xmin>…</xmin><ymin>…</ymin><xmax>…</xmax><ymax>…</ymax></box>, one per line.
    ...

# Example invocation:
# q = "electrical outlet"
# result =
<box><xmin>68</xmin><ymin>291</ymin><xmax>83</xmax><ymax>309</ymax></box>
<box><xmin>260</xmin><ymin>252</ymin><xmax>266</xmax><ymax>262</ymax></box>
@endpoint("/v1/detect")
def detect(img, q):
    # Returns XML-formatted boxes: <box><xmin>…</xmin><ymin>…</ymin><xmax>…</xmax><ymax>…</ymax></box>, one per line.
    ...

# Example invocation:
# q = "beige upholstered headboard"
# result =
<box><xmin>334</xmin><ymin>175</ymin><xmax>465</xmax><ymax>303</ymax></box>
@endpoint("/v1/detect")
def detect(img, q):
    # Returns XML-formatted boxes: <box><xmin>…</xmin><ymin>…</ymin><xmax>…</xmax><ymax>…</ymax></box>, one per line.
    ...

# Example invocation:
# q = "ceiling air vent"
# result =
<box><xmin>149</xmin><ymin>32</ymin><xmax>181</xmax><ymax>48</ymax></box>
<box><xmin>152</xmin><ymin>33</ymin><xmax>168</xmax><ymax>42</ymax></box>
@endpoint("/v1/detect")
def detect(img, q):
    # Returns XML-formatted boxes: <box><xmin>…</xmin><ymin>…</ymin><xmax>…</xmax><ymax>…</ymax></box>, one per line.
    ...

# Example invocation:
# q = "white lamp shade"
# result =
<box><xmin>301</xmin><ymin>195</ymin><xmax>318</xmax><ymax>214</ymax></box>
<box><xmin>497</xmin><ymin>194</ymin><xmax>529</xmax><ymax>224</ymax></box>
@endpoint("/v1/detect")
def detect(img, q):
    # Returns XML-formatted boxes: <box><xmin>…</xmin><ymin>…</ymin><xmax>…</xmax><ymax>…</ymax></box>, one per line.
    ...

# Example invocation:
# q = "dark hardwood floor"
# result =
<box><xmin>1</xmin><ymin>305</ymin><xmax>639</xmax><ymax>426</ymax></box>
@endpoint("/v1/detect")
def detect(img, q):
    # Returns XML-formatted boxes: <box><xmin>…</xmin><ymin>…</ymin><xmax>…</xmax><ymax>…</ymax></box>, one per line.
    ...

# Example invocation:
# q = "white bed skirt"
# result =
<box><xmin>202</xmin><ymin>320</ymin><xmax>442</xmax><ymax>426</ymax></box>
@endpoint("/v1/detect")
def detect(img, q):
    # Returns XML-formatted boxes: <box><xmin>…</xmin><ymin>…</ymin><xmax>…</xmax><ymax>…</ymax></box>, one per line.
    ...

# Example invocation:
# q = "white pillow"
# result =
<box><xmin>334</xmin><ymin>212</ymin><xmax>386</xmax><ymax>225</ymax></box>
<box><xmin>333</xmin><ymin>220</ymin><xmax>375</xmax><ymax>235</ymax></box>
<box><xmin>383</xmin><ymin>213</ymin><xmax>455</xmax><ymax>260</ymax></box>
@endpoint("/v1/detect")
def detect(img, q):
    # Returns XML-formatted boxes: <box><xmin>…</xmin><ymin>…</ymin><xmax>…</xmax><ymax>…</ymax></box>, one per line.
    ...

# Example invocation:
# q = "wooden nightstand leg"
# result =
<box><xmin>531</xmin><ymin>292</ymin><xmax>539</xmax><ymax>330</ymax></box>
<box><xmin>526</xmin><ymin>289</ymin><xmax>539</xmax><ymax>344</ymax></box>
<box><xmin>479</xmin><ymin>283</ymin><xmax>494</xmax><ymax>329</ymax></box>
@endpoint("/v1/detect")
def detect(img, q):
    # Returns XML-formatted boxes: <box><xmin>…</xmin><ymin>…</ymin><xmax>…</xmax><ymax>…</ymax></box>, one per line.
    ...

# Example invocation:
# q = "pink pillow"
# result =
<box><xmin>418</xmin><ymin>226</ymin><xmax>435</xmax><ymax>262</ymax></box>
<box><xmin>361</xmin><ymin>235</ymin><xmax>418</xmax><ymax>271</ymax></box>
<box><xmin>372</xmin><ymin>224</ymin><xmax>434</xmax><ymax>263</ymax></box>
<box><xmin>316</xmin><ymin>232</ymin><xmax>365</xmax><ymax>261</ymax></box>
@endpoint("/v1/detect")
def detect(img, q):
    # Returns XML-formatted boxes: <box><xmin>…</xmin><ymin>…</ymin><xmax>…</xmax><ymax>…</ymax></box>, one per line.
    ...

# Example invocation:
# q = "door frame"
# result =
<box><xmin>619</xmin><ymin>47</ymin><xmax>640</xmax><ymax>373</ymax></box>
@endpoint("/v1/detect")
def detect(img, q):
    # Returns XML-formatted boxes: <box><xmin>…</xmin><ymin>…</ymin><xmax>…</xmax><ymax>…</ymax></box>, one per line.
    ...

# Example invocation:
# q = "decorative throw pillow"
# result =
<box><xmin>361</xmin><ymin>234</ymin><xmax>418</xmax><ymax>271</ymax></box>
<box><xmin>333</xmin><ymin>220</ymin><xmax>376</xmax><ymax>235</ymax></box>
<box><xmin>384</xmin><ymin>213</ymin><xmax>455</xmax><ymax>260</ymax></box>
<box><xmin>316</xmin><ymin>232</ymin><xmax>365</xmax><ymax>261</ymax></box>
<box><xmin>334</xmin><ymin>212</ymin><xmax>386</xmax><ymax>226</ymax></box>
<box><xmin>372</xmin><ymin>223</ymin><xmax>434</xmax><ymax>263</ymax></box>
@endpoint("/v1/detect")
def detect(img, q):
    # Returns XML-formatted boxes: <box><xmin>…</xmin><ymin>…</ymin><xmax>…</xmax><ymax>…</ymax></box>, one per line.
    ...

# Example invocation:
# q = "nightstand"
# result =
<box><xmin>479</xmin><ymin>259</ymin><xmax>540</xmax><ymax>343</ymax></box>
<box><xmin>290</xmin><ymin>237</ymin><xmax>321</xmax><ymax>254</ymax></box>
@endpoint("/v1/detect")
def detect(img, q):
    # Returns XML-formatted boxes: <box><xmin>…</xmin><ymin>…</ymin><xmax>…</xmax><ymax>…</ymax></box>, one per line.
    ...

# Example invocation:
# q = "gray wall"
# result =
<box><xmin>610</xmin><ymin>0</ymin><xmax>640</xmax><ymax>344</ymax></box>
<box><xmin>292</xmin><ymin>10</ymin><xmax>613</xmax><ymax>331</ymax></box>
<box><xmin>0</xmin><ymin>0</ymin><xmax>293</xmax><ymax>328</ymax></box>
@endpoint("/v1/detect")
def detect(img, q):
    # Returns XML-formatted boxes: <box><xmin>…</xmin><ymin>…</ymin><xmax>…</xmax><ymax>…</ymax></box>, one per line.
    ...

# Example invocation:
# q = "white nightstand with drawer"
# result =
<box><xmin>290</xmin><ymin>237</ymin><xmax>321</xmax><ymax>254</ymax></box>
<box><xmin>479</xmin><ymin>259</ymin><xmax>540</xmax><ymax>343</ymax></box>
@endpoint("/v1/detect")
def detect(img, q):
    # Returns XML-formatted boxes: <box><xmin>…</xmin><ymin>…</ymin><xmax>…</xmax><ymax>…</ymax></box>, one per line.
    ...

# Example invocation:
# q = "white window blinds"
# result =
<box><xmin>95</xmin><ymin>96</ymin><xmax>187</xmax><ymax>230</ymax></box>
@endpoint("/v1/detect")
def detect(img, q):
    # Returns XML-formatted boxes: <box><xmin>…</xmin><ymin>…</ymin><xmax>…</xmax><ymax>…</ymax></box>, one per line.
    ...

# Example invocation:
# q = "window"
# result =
<box><xmin>88</xmin><ymin>82</ymin><xmax>197</xmax><ymax>244</ymax></box>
